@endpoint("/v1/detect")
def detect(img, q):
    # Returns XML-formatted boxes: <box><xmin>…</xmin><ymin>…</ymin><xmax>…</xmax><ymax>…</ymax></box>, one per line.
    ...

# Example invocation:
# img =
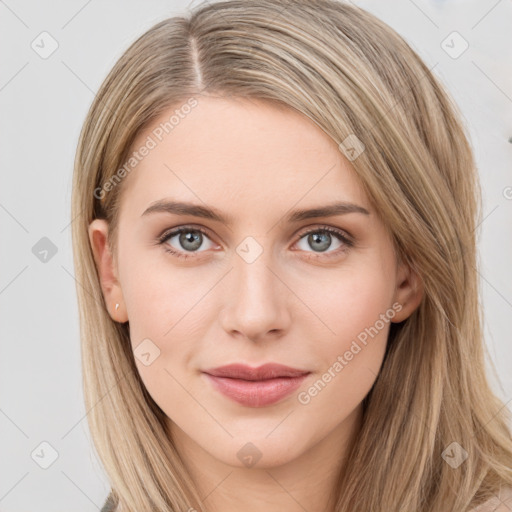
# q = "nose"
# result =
<box><xmin>218</xmin><ymin>247</ymin><xmax>292</xmax><ymax>343</ymax></box>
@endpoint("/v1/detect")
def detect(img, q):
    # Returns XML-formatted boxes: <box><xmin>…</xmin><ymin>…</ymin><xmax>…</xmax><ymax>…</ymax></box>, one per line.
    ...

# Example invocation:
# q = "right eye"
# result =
<box><xmin>158</xmin><ymin>226</ymin><xmax>217</xmax><ymax>259</ymax></box>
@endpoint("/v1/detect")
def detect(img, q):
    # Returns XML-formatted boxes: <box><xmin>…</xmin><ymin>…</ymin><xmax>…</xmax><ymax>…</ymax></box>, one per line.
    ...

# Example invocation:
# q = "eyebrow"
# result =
<box><xmin>141</xmin><ymin>199</ymin><xmax>370</xmax><ymax>224</ymax></box>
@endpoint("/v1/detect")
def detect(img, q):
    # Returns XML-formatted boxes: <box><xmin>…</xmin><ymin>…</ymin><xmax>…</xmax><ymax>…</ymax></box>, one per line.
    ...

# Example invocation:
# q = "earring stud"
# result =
<box><xmin>115</xmin><ymin>303</ymin><xmax>119</xmax><ymax>311</ymax></box>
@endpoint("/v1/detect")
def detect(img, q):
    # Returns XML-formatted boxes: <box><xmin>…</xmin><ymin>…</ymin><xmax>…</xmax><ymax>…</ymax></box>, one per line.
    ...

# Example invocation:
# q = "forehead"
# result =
<box><xmin>119</xmin><ymin>96</ymin><xmax>369</xmax><ymax>220</ymax></box>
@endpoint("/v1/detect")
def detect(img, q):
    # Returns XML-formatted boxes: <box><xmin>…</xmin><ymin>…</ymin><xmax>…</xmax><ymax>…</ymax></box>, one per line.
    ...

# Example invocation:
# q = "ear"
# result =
<box><xmin>391</xmin><ymin>258</ymin><xmax>424</xmax><ymax>323</ymax></box>
<box><xmin>88</xmin><ymin>219</ymin><xmax>128</xmax><ymax>323</ymax></box>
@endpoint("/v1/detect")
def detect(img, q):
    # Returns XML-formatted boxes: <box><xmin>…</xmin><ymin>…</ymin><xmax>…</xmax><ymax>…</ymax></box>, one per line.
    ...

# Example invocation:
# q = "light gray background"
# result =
<box><xmin>1</xmin><ymin>0</ymin><xmax>511</xmax><ymax>510</ymax></box>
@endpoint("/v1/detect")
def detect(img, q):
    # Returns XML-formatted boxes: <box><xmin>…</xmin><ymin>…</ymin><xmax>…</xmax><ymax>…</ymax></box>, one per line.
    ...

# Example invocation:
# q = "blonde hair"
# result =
<box><xmin>71</xmin><ymin>0</ymin><xmax>512</xmax><ymax>510</ymax></box>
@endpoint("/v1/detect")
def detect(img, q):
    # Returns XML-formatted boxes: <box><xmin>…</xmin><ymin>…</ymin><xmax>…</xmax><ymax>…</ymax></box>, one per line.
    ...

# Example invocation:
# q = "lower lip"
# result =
<box><xmin>203</xmin><ymin>373</ymin><xmax>310</xmax><ymax>407</ymax></box>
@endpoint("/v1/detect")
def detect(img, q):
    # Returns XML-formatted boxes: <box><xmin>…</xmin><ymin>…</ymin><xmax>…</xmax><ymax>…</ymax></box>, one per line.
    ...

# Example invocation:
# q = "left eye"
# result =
<box><xmin>295</xmin><ymin>228</ymin><xmax>351</xmax><ymax>254</ymax></box>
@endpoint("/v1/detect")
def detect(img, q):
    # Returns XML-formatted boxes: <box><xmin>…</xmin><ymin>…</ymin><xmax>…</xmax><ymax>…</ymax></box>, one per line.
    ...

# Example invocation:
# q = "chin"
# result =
<box><xmin>208</xmin><ymin>433</ymin><xmax>310</xmax><ymax>470</ymax></box>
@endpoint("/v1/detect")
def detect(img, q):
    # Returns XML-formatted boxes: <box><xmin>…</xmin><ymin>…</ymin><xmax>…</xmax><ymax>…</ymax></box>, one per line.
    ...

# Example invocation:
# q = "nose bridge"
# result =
<box><xmin>220</xmin><ymin>235</ymin><xmax>290</xmax><ymax>339</ymax></box>
<box><xmin>235</xmin><ymin>236</ymin><xmax>281</xmax><ymax>308</ymax></box>
<box><xmin>236</xmin><ymin>245</ymin><xmax>277</xmax><ymax>299</ymax></box>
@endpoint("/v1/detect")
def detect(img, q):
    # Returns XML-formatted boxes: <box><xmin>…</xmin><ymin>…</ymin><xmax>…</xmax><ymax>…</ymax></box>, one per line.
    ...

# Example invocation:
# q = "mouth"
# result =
<box><xmin>203</xmin><ymin>362</ymin><xmax>310</xmax><ymax>380</ymax></box>
<box><xmin>202</xmin><ymin>363</ymin><xmax>311</xmax><ymax>407</ymax></box>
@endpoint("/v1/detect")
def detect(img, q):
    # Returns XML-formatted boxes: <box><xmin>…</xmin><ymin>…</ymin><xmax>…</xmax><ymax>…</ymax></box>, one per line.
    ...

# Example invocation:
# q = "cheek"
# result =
<box><xmin>119</xmin><ymin>252</ymin><xmax>218</xmax><ymax>407</ymax></box>
<box><xmin>120</xmin><ymin>249</ymin><xmax>214</xmax><ymax>344</ymax></box>
<box><xmin>294</xmin><ymin>284</ymin><xmax>392</xmax><ymax>429</ymax></box>
<box><xmin>123</xmin><ymin>268</ymin><xmax>201</xmax><ymax>416</ymax></box>
<box><xmin>293</xmin><ymin>258</ymin><xmax>395</xmax><ymax>347</ymax></box>
<box><xmin>333</xmin><ymin>276</ymin><xmax>393</xmax><ymax>346</ymax></box>
<box><xmin>293</xmin><ymin>261</ymin><xmax>395</xmax><ymax>400</ymax></box>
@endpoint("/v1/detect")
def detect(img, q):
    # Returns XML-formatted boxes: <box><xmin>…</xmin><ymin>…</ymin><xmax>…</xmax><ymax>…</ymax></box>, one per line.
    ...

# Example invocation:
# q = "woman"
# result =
<box><xmin>71</xmin><ymin>0</ymin><xmax>512</xmax><ymax>510</ymax></box>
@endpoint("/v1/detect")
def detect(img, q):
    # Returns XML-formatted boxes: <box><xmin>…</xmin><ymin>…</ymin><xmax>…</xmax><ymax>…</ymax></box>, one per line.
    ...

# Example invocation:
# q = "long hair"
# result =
<box><xmin>70</xmin><ymin>1</ymin><xmax>512</xmax><ymax>510</ymax></box>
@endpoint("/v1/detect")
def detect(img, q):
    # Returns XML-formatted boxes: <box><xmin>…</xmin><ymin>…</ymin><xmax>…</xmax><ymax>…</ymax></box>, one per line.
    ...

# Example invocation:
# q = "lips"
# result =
<box><xmin>203</xmin><ymin>363</ymin><xmax>310</xmax><ymax>380</ymax></box>
<box><xmin>202</xmin><ymin>363</ymin><xmax>311</xmax><ymax>407</ymax></box>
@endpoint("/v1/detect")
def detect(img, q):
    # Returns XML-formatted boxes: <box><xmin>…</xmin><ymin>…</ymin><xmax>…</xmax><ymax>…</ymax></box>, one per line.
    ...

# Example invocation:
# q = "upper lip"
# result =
<box><xmin>203</xmin><ymin>363</ymin><xmax>310</xmax><ymax>381</ymax></box>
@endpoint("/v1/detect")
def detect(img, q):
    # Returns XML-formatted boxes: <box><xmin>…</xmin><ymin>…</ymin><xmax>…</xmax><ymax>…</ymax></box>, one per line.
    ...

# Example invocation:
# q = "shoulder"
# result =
<box><xmin>470</xmin><ymin>487</ymin><xmax>512</xmax><ymax>512</ymax></box>
<box><xmin>100</xmin><ymin>492</ymin><xmax>119</xmax><ymax>512</ymax></box>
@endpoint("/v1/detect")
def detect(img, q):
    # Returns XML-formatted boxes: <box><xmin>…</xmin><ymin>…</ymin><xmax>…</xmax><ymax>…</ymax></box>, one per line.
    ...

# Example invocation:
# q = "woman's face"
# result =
<box><xmin>89</xmin><ymin>96</ymin><xmax>421</xmax><ymax>471</ymax></box>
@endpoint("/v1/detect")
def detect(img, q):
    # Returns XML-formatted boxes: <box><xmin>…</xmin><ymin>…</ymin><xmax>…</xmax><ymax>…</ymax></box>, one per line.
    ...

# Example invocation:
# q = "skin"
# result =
<box><xmin>89</xmin><ymin>95</ymin><xmax>423</xmax><ymax>512</ymax></box>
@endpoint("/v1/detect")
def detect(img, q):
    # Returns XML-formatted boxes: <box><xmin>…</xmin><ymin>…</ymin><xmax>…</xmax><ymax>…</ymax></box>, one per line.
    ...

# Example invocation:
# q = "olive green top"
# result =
<box><xmin>100</xmin><ymin>492</ymin><xmax>117</xmax><ymax>512</ymax></box>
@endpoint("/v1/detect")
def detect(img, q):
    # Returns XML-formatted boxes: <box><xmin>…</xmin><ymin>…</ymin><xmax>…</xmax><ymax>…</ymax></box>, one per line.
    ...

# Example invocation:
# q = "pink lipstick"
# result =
<box><xmin>202</xmin><ymin>363</ymin><xmax>310</xmax><ymax>407</ymax></box>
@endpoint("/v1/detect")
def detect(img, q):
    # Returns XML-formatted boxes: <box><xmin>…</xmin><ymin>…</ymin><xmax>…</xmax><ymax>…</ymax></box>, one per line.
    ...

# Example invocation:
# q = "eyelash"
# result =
<box><xmin>156</xmin><ymin>225</ymin><xmax>354</xmax><ymax>261</ymax></box>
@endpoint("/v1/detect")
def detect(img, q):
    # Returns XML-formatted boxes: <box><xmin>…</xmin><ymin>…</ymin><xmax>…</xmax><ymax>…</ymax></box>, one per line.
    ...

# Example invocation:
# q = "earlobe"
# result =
<box><xmin>391</xmin><ymin>261</ymin><xmax>424</xmax><ymax>323</ymax></box>
<box><xmin>88</xmin><ymin>219</ymin><xmax>128</xmax><ymax>323</ymax></box>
